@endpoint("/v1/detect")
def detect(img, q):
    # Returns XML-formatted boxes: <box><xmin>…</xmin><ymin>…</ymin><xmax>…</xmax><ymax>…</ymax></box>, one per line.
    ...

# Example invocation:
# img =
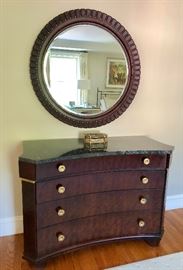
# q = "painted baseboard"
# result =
<box><xmin>0</xmin><ymin>194</ymin><xmax>183</xmax><ymax>237</ymax></box>
<box><xmin>0</xmin><ymin>216</ymin><xmax>23</xmax><ymax>237</ymax></box>
<box><xmin>166</xmin><ymin>194</ymin><xmax>183</xmax><ymax>210</ymax></box>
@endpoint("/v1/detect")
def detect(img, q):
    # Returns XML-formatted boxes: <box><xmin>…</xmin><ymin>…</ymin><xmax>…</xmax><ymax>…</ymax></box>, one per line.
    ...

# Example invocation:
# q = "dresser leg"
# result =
<box><xmin>28</xmin><ymin>262</ymin><xmax>47</xmax><ymax>269</ymax></box>
<box><xmin>145</xmin><ymin>237</ymin><xmax>161</xmax><ymax>246</ymax></box>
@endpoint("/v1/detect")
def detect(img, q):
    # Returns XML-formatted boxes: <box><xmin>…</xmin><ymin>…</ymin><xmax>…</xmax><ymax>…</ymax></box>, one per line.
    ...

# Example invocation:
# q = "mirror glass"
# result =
<box><xmin>43</xmin><ymin>25</ymin><xmax>129</xmax><ymax>116</ymax></box>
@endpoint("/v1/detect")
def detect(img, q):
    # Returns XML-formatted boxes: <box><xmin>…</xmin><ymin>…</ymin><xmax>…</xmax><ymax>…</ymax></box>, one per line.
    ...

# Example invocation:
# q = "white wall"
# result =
<box><xmin>1</xmin><ymin>0</ymin><xmax>183</xmax><ymax>235</ymax></box>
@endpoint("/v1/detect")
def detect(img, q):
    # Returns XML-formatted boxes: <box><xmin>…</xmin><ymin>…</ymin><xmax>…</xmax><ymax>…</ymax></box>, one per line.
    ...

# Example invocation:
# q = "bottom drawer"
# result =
<box><xmin>37</xmin><ymin>210</ymin><xmax>162</xmax><ymax>257</ymax></box>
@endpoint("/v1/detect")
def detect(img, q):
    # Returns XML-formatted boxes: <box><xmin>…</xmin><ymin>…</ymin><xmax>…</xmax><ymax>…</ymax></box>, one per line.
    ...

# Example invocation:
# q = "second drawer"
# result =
<box><xmin>36</xmin><ymin>170</ymin><xmax>166</xmax><ymax>203</ymax></box>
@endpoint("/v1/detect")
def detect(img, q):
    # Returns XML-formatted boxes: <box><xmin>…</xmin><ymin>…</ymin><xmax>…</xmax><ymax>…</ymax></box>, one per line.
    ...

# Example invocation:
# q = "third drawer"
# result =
<box><xmin>37</xmin><ymin>189</ymin><xmax>164</xmax><ymax>228</ymax></box>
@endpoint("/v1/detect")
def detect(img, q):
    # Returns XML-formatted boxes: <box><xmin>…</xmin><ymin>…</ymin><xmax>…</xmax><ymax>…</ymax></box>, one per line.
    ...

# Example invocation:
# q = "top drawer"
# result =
<box><xmin>19</xmin><ymin>154</ymin><xmax>168</xmax><ymax>181</ymax></box>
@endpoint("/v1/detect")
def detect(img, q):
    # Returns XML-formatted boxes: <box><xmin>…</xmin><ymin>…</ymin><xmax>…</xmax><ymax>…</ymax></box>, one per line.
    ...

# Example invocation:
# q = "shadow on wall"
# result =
<box><xmin>1</xmin><ymin>142</ymin><xmax>24</xmax><ymax>236</ymax></box>
<box><xmin>9</xmin><ymin>142</ymin><xmax>23</xmax><ymax>232</ymax></box>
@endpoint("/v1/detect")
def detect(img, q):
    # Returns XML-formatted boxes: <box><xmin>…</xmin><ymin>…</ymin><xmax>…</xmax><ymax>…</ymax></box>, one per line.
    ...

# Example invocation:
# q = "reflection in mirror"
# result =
<box><xmin>43</xmin><ymin>25</ymin><xmax>128</xmax><ymax>116</ymax></box>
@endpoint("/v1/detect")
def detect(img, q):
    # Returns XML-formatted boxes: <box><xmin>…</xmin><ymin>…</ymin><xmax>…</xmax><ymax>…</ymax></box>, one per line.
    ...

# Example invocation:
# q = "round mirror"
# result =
<box><xmin>30</xmin><ymin>9</ymin><xmax>140</xmax><ymax>128</ymax></box>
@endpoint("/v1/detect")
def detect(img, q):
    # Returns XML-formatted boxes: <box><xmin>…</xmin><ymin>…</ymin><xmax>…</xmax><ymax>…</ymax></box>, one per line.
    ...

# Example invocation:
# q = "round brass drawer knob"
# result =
<box><xmin>141</xmin><ymin>177</ymin><xmax>149</xmax><ymax>184</ymax></box>
<box><xmin>57</xmin><ymin>233</ymin><xmax>65</xmax><ymax>242</ymax></box>
<box><xmin>140</xmin><ymin>197</ymin><xmax>147</xmax><ymax>205</ymax></box>
<box><xmin>57</xmin><ymin>185</ymin><xmax>65</xmax><ymax>194</ymax></box>
<box><xmin>143</xmin><ymin>158</ymin><xmax>150</xmax><ymax>165</ymax></box>
<box><xmin>57</xmin><ymin>208</ymin><xmax>65</xmax><ymax>216</ymax></box>
<box><xmin>58</xmin><ymin>164</ymin><xmax>66</xmax><ymax>173</ymax></box>
<box><xmin>138</xmin><ymin>219</ymin><xmax>145</xmax><ymax>228</ymax></box>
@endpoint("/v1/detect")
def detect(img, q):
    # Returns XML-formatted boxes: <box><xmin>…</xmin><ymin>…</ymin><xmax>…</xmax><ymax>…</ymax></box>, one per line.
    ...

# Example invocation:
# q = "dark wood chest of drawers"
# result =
<box><xmin>19</xmin><ymin>136</ymin><xmax>173</xmax><ymax>264</ymax></box>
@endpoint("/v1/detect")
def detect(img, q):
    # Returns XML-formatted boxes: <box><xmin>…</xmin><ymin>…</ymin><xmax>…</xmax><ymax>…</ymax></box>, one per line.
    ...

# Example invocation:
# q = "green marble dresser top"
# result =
<box><xmin>19</xmin><ymin>136</ymin><xmax>174</xmax><ymax>164</ymax></box>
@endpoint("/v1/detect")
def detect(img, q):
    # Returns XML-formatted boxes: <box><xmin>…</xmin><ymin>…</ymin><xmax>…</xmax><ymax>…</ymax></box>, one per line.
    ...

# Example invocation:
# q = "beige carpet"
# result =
<box><xmin>106</xmin><ymin>252</ymin><xmax>183</xmax><ymax>270</ymax></box>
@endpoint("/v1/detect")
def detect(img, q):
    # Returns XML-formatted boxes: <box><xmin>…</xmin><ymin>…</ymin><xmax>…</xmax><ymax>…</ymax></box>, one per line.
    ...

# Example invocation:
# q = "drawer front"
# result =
<box><xmin>36</xmin><ymin>171</ymin><xmax>166</xmax><ymax>203</ymax></box>
<box><xmin>37</xmin><ymin>189</ymin><xmax>164</xmax><ymax>228</ymax></box>
<box><xmin>35</xmin><ymin>154</ymin><xmax>167</xmax><ymax>180</ymax></box>
<box><xmin>37</xmin><ymin>211</ymin><xmax>162</xmax><ymax>257</ymax></box>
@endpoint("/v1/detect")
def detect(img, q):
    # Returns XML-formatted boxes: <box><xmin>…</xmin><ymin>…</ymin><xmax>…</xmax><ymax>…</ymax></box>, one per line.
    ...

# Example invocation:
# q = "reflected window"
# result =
<box><xmin>45</xmin><ymin>49</ymin><xmax>89</xmax><ymax>108</ymax></box>
<box><xmin>49</xmin><ymin>51</ymin><xmax>79</xmax><ymax>106</ymax></box>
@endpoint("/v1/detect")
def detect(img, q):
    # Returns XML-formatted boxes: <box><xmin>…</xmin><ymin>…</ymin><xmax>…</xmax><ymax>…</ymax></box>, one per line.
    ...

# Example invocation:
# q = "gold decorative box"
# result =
<box><xmin>84</xmin><ymin>133</ymin><xmax>108</xmax><ymax>151</ymax></box>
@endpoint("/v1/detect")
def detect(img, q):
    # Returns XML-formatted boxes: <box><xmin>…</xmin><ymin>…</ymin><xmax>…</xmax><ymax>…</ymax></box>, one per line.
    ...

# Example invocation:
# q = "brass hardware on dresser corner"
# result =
<box><xmin>57</xmin><ymin>208</ymin><xmax>65</xmax><ymax>217</ymax></box>
<box><xmin>141</xmin><ymin>177</ymin><xmax>149</xmax><ymax>184</ymax></box>
<box><xmin>58</xmin><ymin>164</ymin><xmax>66</xmax><ymax>172</ymax></box>
<box><xmin>57</xmin><ymin>185</ymin><xmax>65</xmax><ymax>194</ymax></box>
<box><xmin>138</xmin><ymin>219</ymin><xmax>145</xmax><ymax>228</ymax></box>
<box><xmin>57</xmin><ymin>233</ymin><xmax>65</xmax><ymax>242</ymax></box>
<box><xmin>21</xmin><ymin>178</ymin><xmax>36</xmax><ymax>184</ymax></box>
<box><xmin>143</xmin><ymin>157</ymin><xmax>150</xmax><ymax>165</ymax></box>
<box><xmin>139</xmin><ymin>197</ymin><xmax>147</xmax><ymax>205</ymax></box>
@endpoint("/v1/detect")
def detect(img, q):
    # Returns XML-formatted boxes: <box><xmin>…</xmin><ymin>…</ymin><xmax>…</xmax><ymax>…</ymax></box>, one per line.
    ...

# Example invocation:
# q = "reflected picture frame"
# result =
<box><xmin>106</xmin><ymin>58</ymin><xmax>128</xmax><ymax>88</ymax></box>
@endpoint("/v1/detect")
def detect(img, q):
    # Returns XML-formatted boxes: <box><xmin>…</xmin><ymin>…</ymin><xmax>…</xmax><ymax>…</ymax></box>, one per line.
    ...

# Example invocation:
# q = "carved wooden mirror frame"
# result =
<box><xmin>30</xmin><ymin>9</ymin><xmax>140</xmax><ymax>128</ymax></box>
